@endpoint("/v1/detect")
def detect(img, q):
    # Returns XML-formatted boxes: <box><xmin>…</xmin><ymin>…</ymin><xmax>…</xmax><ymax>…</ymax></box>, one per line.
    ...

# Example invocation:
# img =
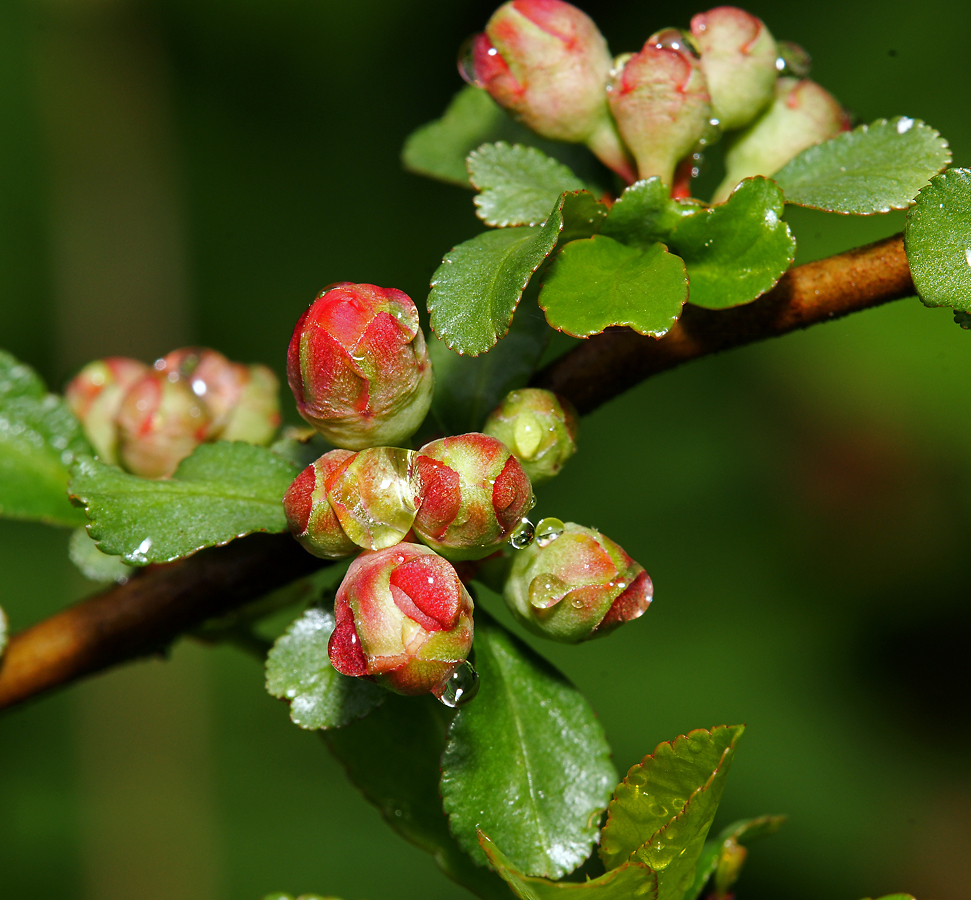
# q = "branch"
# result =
<box><xmin>0</xmin><ymin>233</ymin><xmax>914</xmax><ymax>711</ymax></box>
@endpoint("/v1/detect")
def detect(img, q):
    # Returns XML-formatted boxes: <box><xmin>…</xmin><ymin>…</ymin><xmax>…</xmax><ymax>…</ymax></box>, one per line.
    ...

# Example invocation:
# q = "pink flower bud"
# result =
<box><xmin>283</xmin><ymin>449</ymin><xmax>358</xmax><ymax>559</ymax></box>
<box><xmin>220</xmin><ymin>364</ymin><xmax>282</xmax><ymax>445</ymax></box>
<box><xmin>714</xmin><ymin>77</ymin><xmax>850</xmax><ymax>202</ymax></box>
<box><xmin>607</xmin><ymin>29</ymin><xmax>714</xmax><ymax>186</ymax></box>
<box><xmin>413</xmin><ymin>433</ymin><xmax>534</xmax><ymax>561</ymax></box>
<box><xmin>504</xmin><ymin>522</ymin><xmax>652</xmax><ymax>642</ymax></box>
<box><xmin>287</xmin><ymin>283</ymin><xmax>434</xmax><ymax>450</ymax></box>
<box><xmin>328</xmin><ymin>543</ymin><xmax>475</xmax><ymax>697</ymax></box>
<box><xmin>65</xmin><ymin>357</ymin><xmax>150</xmax><ymax>463</ymax></box>
<box><xmin>156</xmin><ymin>348</ymin><xmax>244</xmax><ymax>434</ymax></box>
<box><xmin>482</xmin><ymin>388</ymin><xmax>578</xmax><ymax>484</ymax></box>
<box><xmin>462</xmin><ymin>0</ymin><xmax>635</xmax><ymax>182</ymax></box>
<box><xmin>114</xmin><ymin>370</ymin><xmax>214</xmax><ymax>478</ymax></box>
<box><xmin>690</xmin><ymin>7</ymin><xmax>779</xmax><ymax>131</ymax></box>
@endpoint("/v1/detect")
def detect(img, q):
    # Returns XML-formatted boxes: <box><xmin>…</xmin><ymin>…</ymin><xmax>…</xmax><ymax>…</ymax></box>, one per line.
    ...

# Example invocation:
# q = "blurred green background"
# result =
<box><xmin>1</xmin><ymin>0</ymin><xmax>970</xmax><ymax>898</ymax></box>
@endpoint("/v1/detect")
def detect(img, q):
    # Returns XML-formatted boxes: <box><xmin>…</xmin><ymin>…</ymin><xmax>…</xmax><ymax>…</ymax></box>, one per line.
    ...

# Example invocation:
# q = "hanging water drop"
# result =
<box><xmin>435</xmin><ymin>660</ymin><xmax>480</xmax><ymax>708</ymax></box>
<box><xmin>508</xmin><ymin>517</ymin><xmax>535</xmax><ymax>549</ymax></box>
<box><xmin>457</xmin><ymin>35</ymin><xmax>483</xmax><ymax>86</ymax></box>
<box><xmin>535</xmin><ymin>517</ymin><xmax>565</xmax><ymax>547</ymax></box>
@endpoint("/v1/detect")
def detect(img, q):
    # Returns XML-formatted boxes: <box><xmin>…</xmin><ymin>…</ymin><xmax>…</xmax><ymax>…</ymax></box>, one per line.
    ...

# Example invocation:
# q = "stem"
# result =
<box><xmin>0</xmin><ymin>233</ymin><xmax>914</xmax><ymax>712</ymax></box>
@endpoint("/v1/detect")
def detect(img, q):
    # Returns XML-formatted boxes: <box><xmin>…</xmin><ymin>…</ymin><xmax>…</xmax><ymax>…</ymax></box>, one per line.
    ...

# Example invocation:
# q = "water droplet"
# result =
<box><xmin>896</xmin><ymin>116</ymin><xmax>914</xmax><ymax>134</ymax></box>
<box><xmin>508</xmin><ymin>517</ymin><xmax>535</xmax><ymax>549</ymax></box>
<box><xmin>434</xmin><ymin>660</ymin><xmax>480</xmax><ymax>708</ymax></box>
<box><xmin>535</xmin><ymin>517</ymin><xmax>565</xmax><ymax>547</ymax></box>
<box><xmin>457</xmin><ymin>35</ymin><xmax>482</xmax><ymax>86</ymax></box>
<box><xmin>529</xmin><ymin>573</ymin><xmax>569</xmax><ymax>609</ymax></box>
<box><xmin>965</xmin><ymin>247</ymin><xmax>971</xmax><ymax>267</ymax></box>
<box><xmin>776</xmin><ymin>40</ymin><xmax>812</xmax><ymax>78</ymax></box>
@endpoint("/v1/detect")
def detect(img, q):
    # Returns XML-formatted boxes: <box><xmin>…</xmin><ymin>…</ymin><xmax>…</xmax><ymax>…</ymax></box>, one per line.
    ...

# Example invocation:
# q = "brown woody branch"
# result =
<box><xmin>0</xmin><ymin>233</ymin><xmax>914</xmax><ymax>711</ymax></box>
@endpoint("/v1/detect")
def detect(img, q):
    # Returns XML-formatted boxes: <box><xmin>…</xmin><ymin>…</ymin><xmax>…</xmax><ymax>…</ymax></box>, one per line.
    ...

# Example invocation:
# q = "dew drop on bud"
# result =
<box><xmin>508</xmin><ymin>517</ymin><xmax>536</xmax><ymax>549</ymax></box>
<box><xmin>457</xmin><ymin>35</ymin><xmax>482</xmax><ymax>86</ymax></box>
<box><xmin>776</xmin><ymin>40</ymin><xmax>812</xmax><ymax>78</ymax></box>
<box><xmin>535</xmin><ymin>517</ymin><xmax>565</xmax><ymax>547</ymax></box>
<box><xmin>434</xmin><ymin>660</ymin><xmax>480</xmax><ymax>708</ymax></box>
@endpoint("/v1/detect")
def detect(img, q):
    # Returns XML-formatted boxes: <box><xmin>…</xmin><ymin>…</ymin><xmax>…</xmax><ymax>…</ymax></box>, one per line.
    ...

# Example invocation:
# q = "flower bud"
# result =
<box><xmin>283</xmin><ymin>449</ymin><xmax>358</xmax><ymax>559</ymax></box>
<box><xmin>287</xmin><ymin>283</ymin><xmax>434</xmax><ymax>450</ymax></box>
<box><xmin>65</xmin><ymin>357</ymin><xmax>151</xmax><ymax>464</ymax></box>
<box><xmin>328</xmin><ymin>543</ymin><xmax>475</xmax><ymax>697</ymax></box>
<box><xmin>220</xmin><ymin>364</ymin><xmax>282</xmax><ymax>445</ymax></box>
<box><xmin>482</xmin><ymin>388</ymin><xmax>578</xmax><ymax>484</ymax></box>
<box><xmin>607</xmin><ymin>30</ymin><xmax>713</xmax><ymax>186</ymax></box>
<box><xmin>156</xmin><ymin>348</ymin><xmax>243</xmax><ymax>434</ymax></box>
<box><xmin>115</xmin><ymin>370</ymin><xmax>214</xmax><ymax>478</ymax></box>
<box><xmin>504</xmin><ymin>522</ymin><xmax>652</xmax><ymax>642</ymax></box>
<box><xmin>413</xmin><ymin>433</ymin><xmax>534</xmax><ymax>561</ymax></box>
<box><xmin>690</xmin><ymin>7</ymin><xmax>779</xmax><ymax>131</ymax></box>
<box><xmin>463</xmin><ymin>0</ymin><xmax>635</xmax><ymax>182</ymax></box>
<box><xmin>714</xmin><ymin>77</ymin><xmax>850</xmax><ymax>202</ymax></box>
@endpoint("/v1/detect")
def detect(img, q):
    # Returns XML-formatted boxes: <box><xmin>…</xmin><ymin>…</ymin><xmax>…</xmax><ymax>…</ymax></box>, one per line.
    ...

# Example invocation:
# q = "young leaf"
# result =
<box><xmin>326</xmin><ymin>693</ymin><xmax>511</xmax><ymax>900</ymax></box>
<box><xmin>480</xmin><ymin>833</ymin><xmax>659</xmax><ymax>900</ymax></box>
<box><xmin>68</xmin><ymin>527</ymin><xmax>133</xmax><ymax>583</ymax></box>
<box><xmin>0</xmin><ymin>350</ymin><xmax>92</xmax><ymax>527</ymax></box>
<box><xmin>441</xmin><ymin>615</ymin><xmax>617</xmax><ymax>879</ymax></box>
<box><xmin>905</xmin><ymin>168</ymin><xmax>971</xmax><ymax>312</ymax></box>
<box><xmin>70</xmin><ymin>442</ymin><xmax>298</xmax><ymax>564</ymax></box>
<box><xmin>669</xmin><ymin>177</ymin><xmax>796</xmax><ymax>310</ymax></box>
<box><xmin>469</xmin><ymin>143</ymin><xmax>589</xmax><ymax>227</ymax></box>
<box><xmin>539</xmin><ymin>236</ymin><xmax>688</xmax><ymax>339</ymax></box>
<box><xmin>265</xmin><ymin>606</ymin><xmax>385</xmax><ymax>730</ymax></box>
<box><xmin>684</xmin><ymin>815</ymin><xmax>786</xmax><ymax>900</ymax></box>
<box><xmin>600</xmin><ymin>725</ymin><xmax>745</xmax><ymax>873</ymax></box>
<box><xmin>774</xmin><ymin>117</ymin><xmax>951</xmax><ymax>214</ymax></box>
<box><xmin>601</xmin><ymin>178</ymin><xmax>703</xmax><ymax>249</ymax></box>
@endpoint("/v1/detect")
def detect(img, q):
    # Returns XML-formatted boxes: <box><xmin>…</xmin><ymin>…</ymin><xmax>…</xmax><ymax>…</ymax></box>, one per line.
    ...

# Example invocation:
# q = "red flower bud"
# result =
<box><xmin>504</xmin><ymin>522</ymin><xmax>652</xmax><ymax>642</ymax></box>
<box><xmin>65</xmin><ymin>357</ymin><xmax>150</xmax><ymax>463</ymax></box>
<box><xmin>413</xmin><ymin>433</ymin><xmax>534</xmax><ymax>561</ymax></box>
<box><xmin>462</xmin><ymin>0</ymin><xmax>635</xmax><ymax>182</ymax></box>
<box><xmin>328</xmin><ymin>543</ymin><xmax>475</xmax><ymax>697</ymax></box>
<box><xmin>607</xmin><ymin>30</ymin><xmax>714</xmax><ymax>186</ymax></box>
<box><xmin>483</xmin><ymin>388</ymin><xmax>578</xmax><ymax>484</ymax></box>
<box><xmin>287</xmin><ymin>283</ymin><xmax>434</xmax><ymax>450</ymax></box>
<box><xmin>690</xmin><ymin>7</ymin><xmax>779</xmax><ymax>131</ymax></box>
<box><xmin>283</xmin><ymin>449</ymin><xmax>358</xmax><ymax>559</ymax></box>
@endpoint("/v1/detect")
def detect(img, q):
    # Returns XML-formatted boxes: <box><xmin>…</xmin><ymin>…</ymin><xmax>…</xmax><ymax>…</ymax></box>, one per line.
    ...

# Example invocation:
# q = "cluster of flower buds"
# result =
<box><xmin>463</xmin><ymin>2</ymin><xmax>849</xmax><ymax>195</ymax></box>
<box><xmin>66</xmin><ymin>348</ymin><xmax>281</xmax><ymax>478</ymax></box>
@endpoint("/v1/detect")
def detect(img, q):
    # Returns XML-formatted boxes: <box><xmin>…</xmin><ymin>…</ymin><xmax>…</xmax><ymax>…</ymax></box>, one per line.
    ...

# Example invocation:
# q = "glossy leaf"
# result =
<box><xmin>69</xmin><ymin>442</ymin><xmax>298</xmax><ymax>565</ymax></box>
<box><xmin>685</xmin><ymin>815</ymin><xmax>786</xmax><ymax>900</ymax></box>
<box><xmin>600</xmin><ymin>725</ymin><xmax>745</xmax><ymax>873</ymax></box>
<box><xmin>266</xmin><ymin>606</ymin><xmax>385</xmax><ymax>730</ymax></box>
<box><xmin>68</xmin><ymin>527</ymin><xmax>133</xmax><ymax>584</ymax></box>
<box><xmin>905</xmin><ymin>168</ymin><xmax>971</xmax><ymax>312</ymax></box>
<box><xmin>774</xmin><ymin>118</ymin><xmax>951</xmax><ymax>214</ymax></box>
<box><xmin>601</xmin><ymin>178</ymin><xmax>703</xmax><ymax>249</ymax></box>
<box><xmin>469</xmin><ymin>143</ymin><xmax>589</xmax><ymax>227</ymax></box>
<box><xmin>540</xmin><ymin>236</ymin><xmax>687</xmax><ymax>339</ymax></box>
<box><xmin>669</xmin><ymin>178</ymin><xmax>796</xmax><ymax>310</ymax></box>
<box><xmin>326</xmin><ymin>693</ymin><xmax>510</xmax><ymax>900</ymax></box>
<box><xmin>481</xmin><ymin>833</ymin><xmax>659</xmax><ymax>900</ymax></box>
<box><xmin>0</xmin><ymin>350</ymin><xmax>91</xmax><ymax>527</ymax></box>
<box><xmin>441</xmin><ymin>615</ymin><xmax>616</xmax><ymax>878</ymax></box>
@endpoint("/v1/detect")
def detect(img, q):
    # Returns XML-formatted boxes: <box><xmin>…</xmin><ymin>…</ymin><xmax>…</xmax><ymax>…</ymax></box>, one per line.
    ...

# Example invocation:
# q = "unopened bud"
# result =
<box><xmin>714</xmin><ymin>76</ymin><xmax>850</xmax><ymax>201</ymax></box>
<box><xmin>283</xmin><ymin>449</ymin><xmax>358</xmax><ymax>559</ymax></box>
<box><xmin>690</xmin><ymin>7</ymin><xmax>778</xmax><ymax>131</ymax></box>
<box><xmin>287</xmin><ymin>283</ymin><xmax>433</xmax><ymax>450</ymax></box>
<box><xmin>483</xmin><ymin>388</ymin><xmax>578</xmax><ymax>484</ymax></box>
<box><xmin>220</xmin><ymin>364</ymin><xmax>282</xmax><ymax>445</ymax></box>
<box><xmin>504</xmin><ymin>522</ymin><xmax>652</xmax><ymax>642</ymax></box>
<box><xmin>156</xmin><ymin>348</ymin><xmax>243</xmax><ymax>434</ymax></box>
<box><xmin>65</xmin><ymin>357</ymin><xmax>150</xmax><ymax>464</ymax></box>
<box><xmin>328</xmin><ymin>543</ymin><xmax>475</xmax><ymax>697</ymax></box>
<box><xmin>413</xmin><ymin>433</ymin><xmax>534</xmax><ymax>561</ymax></box>
<box><xmin>462</xmin><ymin>0</ymin><xmax>635</xmax><ymax>182</ymax></box>
<box><xmin>607</xmin><ymin>29</ymin><xmax>713</xmax><ymax>185</ymax></box>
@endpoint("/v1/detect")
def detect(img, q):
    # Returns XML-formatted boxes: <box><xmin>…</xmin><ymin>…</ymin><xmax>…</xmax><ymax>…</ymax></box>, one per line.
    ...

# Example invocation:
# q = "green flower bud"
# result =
<box><xmin>504</xmin><ymin>522</ymin><xmax>652</xmax><ymax>642</ymax></box>
<box><xmin>482</xmin><ymin>388</ymin><xmax>578</xmax><ymax>484</ymax></box>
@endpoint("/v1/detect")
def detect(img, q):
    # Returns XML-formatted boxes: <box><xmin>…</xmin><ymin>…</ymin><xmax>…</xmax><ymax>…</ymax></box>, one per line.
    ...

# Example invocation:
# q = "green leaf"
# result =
<box><xmin>326</xmin><ymin>693</ymin><xmax>510</xmax><ymax>900</ymax></box>
<box><xmin>441</xmin><ymin>615</ymin><xmax>616</xmax><ymax>878</ymax></box>
<box><xmin>669</xmin><ymin>178</ymin><xmax>796</xmax><ymax>310</ymax></box>
<box><xmin>774</xmin><ymin>117</ymin><xmax>951</xmax><ymax>214</ymax></box>
<box><xmin>685</xmin><ymin>815</ymin><xmax>786</xmax><ymax>900</ymax></box>
<box><xmin>266</xmin><ymin>606</ymin><xmax>385</xmax><ymax>730</ymax></box>
<box><xmin>469</xmin><ymin>143</ymin><xmax>590</xmax><ymax>227</ymax></box>
<box><xmin>0</xmin><ymin>350</ymin><xmax>92</xmax><ymax>527</ymax></box>
<box><xmin>539</xmin><ymin>236</ymin><xmax>687</xmax><ymax>339</ymax></box>
<box><xmin>480</xmin><ymin>833</ymin><xmax>659</xmax><ymax>900</ymax></box>
<box><xmin>600</xmin><ymin>725</ymin><xmax>745</xmax><ymax>875</ymax></box>
<box><xmin>68</xmin><ymin>527</ymin><xmax>133</xmax><ymax>583</ymax></box>
<box><xmin>69</xmin><ymin>442</ymin><xmax>298</xmax><ymax>564</ymax></box>
<box><xmin>905</xmin><ymin>168</ymin><xmax>971</xmax><ymax>312</ymax></box>
<box><xmin>601</xmin><ymin>178</ymin><xmax>703</xmax><ymax>249</ymax></box>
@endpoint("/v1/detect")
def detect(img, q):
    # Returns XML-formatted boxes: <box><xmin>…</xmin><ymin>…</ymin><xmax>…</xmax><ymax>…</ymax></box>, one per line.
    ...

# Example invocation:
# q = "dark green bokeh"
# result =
<box><xmin>1</xmin><ymin>1</ymin><xmax>970</xmax><ymax>899</ymax></box>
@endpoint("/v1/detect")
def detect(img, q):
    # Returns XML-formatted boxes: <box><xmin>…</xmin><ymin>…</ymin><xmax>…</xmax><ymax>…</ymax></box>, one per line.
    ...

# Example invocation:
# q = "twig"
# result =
<box><xmin>0</xmin><ymin>234</ymin><xmax>914</xmax><ymax>711</ymax></box>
